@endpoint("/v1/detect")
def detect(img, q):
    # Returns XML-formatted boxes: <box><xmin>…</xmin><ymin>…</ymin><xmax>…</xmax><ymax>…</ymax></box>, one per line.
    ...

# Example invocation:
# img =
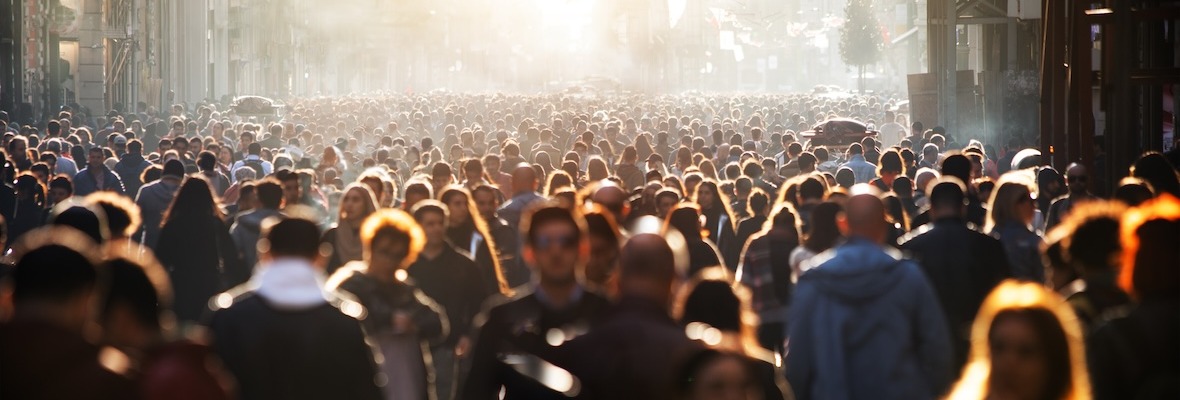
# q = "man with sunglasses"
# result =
<box><xmin>1045</xmin><ymin>163</ymin><xmax>1095</xmax><ymax>231</ymax></box>
<box><xmin>462</xmin><ymin>204</ymin><xmax>609</xmax><ymax>399</ymax></box>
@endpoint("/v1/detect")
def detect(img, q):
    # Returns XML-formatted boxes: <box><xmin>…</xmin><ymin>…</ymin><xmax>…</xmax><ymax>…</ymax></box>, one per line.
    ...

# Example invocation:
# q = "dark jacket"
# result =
<box><xmin>7</xmin><ymin>198</ymin><xmax>44</xmax><ymax>247</ymax></box>
<box><xmin>701</xmin><ymin>207</ymin><xmax>740</xmax><ymax>271</ymax></box>
<box><xmin>735</xmin><ymin>215</ymin><xmax>767</xmax><ymax>254</ymax></box>
<box><xmin>114</xmin><ymin>153</ymin><xmax>152</xmax><ymax>197</ymax></box>
<box><xmin>616</xmin><ymin>163</ymin><xmax>645</xmax><ymax>191</ymax></box>
<box><xmin>207</xmin><ymin>259</ymin><xmax>383</xmax><ymax>400</ymax></box>
<box><xmin>330</xmin><ymin>265</ymin><xmax>448</xmax><ymax>400</ymax></box>
<box><xmin>989</xmin><ymin>221</ymin><xmax>1045</xmax><ymax>282</ymax></box>
<box><xmin>230</xmin><ymin>207</ymin><xmax>283</xmax><ymax>269</ymax></box>
<box><xmin>463</xmin><ymin>287</ymin><xmax>610</xmax><ymax>400</ymax></box>
<box><xmin>899</xmin><ymin>218</ymin><xmax>1013</xmax><ymax>367</ymax></box>
<box><xmin>1088</xmin><ymin>300</ymin><xmax>1180</xmax><ymax>400</ymax></box>
<box><xmin>73</xmin><ymin>165</ymin><xmax>126</xmax><ymax>196</ymax></box>
<box><xmin>407</xmin><ymin>244</ymin><xmax>493</xmax><ymax>346</ymax></box>
<box><xmin>686</xmin><ymin>238</ymin><xmax>724</xmax><ymax>278</ymax></box>
<box><xmin>135</xmin><ymin>177</ymin><xmax>181</xmax><ymax>248</ymax></box>
<box><xmin>139</xmin><ymin>340</ymin><xmax>233</xmax><ymax>400</ymax></box>
<box><xmin>0</xmin><ymin>319</ymin><xmax>137</xmax><ymax>399</ymax></box>
<box><xmin>511</xmin><ymin>295</ymin><xmax>705</xmax><ymax>400</ymax></box>
<box><xmin>156</xmin><ymin>214</ymin><xmax>245</xmax><ymax>323</ymax></box>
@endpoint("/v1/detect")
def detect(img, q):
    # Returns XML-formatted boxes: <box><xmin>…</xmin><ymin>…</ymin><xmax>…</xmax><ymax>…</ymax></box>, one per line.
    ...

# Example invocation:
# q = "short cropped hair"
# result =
<box><xmin>522</xmin><ymin>203</ymin><xmax>587</xmax><ymax>247</ymax></box>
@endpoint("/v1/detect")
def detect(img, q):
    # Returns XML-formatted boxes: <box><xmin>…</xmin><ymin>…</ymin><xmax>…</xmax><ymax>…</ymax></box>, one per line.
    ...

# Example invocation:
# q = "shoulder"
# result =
<box><xmin>897</xmin><ymin>224</ymin><xmax>935</xmax><ymax>247</ymax></box>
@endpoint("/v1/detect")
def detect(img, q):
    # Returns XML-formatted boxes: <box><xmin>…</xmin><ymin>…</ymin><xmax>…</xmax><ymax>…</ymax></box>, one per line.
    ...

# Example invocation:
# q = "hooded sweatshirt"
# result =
<box><xmin>786</xmin><ymin>237</ymin><xmax>952</xmax><ymax>400</ymax></box>
<box><xmin>230</xmin><ymin>208</ymin><xmax>283</xmax><ymax>269</ymax></box>
<box><xmin>135</xmin><ymin>176</ymin><xmax>181</xmax><ymax>249</ymax></box>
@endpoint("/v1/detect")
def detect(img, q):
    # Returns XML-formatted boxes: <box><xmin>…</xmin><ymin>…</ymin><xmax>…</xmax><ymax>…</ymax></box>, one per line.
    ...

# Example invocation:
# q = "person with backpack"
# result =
<box><xmin>230</xmin><ymin>142</ymin><xmax>272</xmax><ymax>182</ymax></box>
<box><xmin>229</xmin><ymin>179</ymin><xmax>284</xmax><ymax>269</ymax></box>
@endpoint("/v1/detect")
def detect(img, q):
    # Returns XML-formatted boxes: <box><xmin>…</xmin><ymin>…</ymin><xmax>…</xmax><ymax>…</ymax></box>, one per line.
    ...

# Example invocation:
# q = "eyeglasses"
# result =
<box><xmin>1067</xmin><ymin>175</ymin><xmax>1087</xmax><ymax>183</ymax></box>
<box><xmin>533</xmin><ymin>234</ymin><xmax>579</xmax><ymax>250</ymax></box>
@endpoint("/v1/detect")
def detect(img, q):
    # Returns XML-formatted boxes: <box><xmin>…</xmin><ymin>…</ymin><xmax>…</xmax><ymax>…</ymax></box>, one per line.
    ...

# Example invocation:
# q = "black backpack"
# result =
<box><xmin>243</xmin><ymin>158</ymin><xmax>266</xmax><ymax>178</ymax></box>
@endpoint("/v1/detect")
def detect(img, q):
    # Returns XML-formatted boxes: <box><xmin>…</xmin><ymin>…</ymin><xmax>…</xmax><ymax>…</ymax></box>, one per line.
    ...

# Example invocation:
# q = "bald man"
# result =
<box><xmin>1045</xmin><ymin>163</ymin><xmax>1095</xmax><ymax>231</ymax></box>
<box><xmin>589</xmin><ymin>182</ymin><xmax>629</xmax><ymax>223</ymax></box>
<box><xmin>498</xmin><ymin>163</ymin><xmax>543</xmax><ymax>228</ymax></box>
<box><xmin>513</xmin><ymin>234</ymin><xmax>703</xmax><ymax>400</ymax></box>
<box><xmin>787</xmin><ymin>186</ymin><xmax>952</xmax><ymax>400</ymax></box>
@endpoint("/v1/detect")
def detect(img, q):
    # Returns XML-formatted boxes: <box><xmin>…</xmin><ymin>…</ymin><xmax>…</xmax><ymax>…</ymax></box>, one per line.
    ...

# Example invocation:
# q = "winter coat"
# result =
<box><xmin>787</xmin><ymin>238</ymin><xmax>953</xmax><ymax>400</ymax></box>
<box><xmin>73</xmin><ymin>165</ymin><xmax>125</xmax><ymax>196</ymax></box>
<box><xmin>135</xmin><ymin>177</ymin><xmax>181</xmax><ymax>248</ymax></box>
<box><xmin>207</xmin><ymin>258</ymin><xmax>383</xmax><ymax>400</ymax></box>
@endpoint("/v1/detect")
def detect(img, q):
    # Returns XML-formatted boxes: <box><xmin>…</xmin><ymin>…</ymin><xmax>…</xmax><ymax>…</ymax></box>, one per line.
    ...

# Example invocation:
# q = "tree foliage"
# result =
<box><xmin>840</xmin><ymin>0</ymin><xmax>883</xmax><ymax>90</ymax></box>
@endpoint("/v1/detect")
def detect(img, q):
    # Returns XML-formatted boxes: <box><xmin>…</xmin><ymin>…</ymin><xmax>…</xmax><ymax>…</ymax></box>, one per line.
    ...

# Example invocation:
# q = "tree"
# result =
<box><xmin>839</xmin><ymin>0</ymin><xmax>883</xmax><ymax>93</ymax></box>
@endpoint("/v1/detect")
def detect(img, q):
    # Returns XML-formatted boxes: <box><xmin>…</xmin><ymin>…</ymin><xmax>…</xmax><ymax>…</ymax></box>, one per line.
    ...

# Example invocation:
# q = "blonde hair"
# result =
<box><xmin>947</xmin><ymin>280</ymin><xmax>1091</xmax><ymax>400</ymax></box>
<box><xmin>985</xmin><ymin>172</ymin><xmax>1037</xmax><ymax>232</ymax></box>
<box><xmin>360</xmin><ymin>208</ymin><xmax>426</xmax><ymax>270</ymax></box>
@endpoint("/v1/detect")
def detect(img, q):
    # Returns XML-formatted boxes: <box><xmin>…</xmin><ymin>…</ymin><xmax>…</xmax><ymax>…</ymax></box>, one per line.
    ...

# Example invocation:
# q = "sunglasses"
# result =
<box><xmin>533</xmin><ymin>234</ymin><xmax>579</xmax><ymax>250</ymax></box>
<box><xmin>1067</xmin><ymin>175</ymin><xmax>1087</xmax><ymax>183</ymax></box>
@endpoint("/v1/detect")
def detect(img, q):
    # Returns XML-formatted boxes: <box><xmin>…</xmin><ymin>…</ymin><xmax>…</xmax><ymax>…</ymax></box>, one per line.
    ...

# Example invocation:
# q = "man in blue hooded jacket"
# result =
<box><xmin>787</xmin><ymin>186</ymin><xmax>953</xmax><ymax>400</ymax></box>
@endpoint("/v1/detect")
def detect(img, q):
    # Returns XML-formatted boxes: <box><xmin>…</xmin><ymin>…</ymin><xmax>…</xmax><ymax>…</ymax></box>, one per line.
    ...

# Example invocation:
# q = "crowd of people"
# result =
<box><xmin>0</xmin><ymin>92</ymin><xmax>1177</xmax><ymax>400</ymax></box>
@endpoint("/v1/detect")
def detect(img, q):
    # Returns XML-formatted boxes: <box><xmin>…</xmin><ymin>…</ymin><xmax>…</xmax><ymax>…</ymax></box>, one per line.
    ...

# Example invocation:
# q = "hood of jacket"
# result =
<box><xmin>236</xmin><ymin>208</ymin><xmax>282</xmax><ymax>233</ymax></box>
<box><xmin>138</xmin><ymin>178</ymin><xmax>180</xmax><ymax>204</ymax></box>
<box><xmin>802</xmin><ymin>237</ymin><xmax>908</xmax><ymax>303</ymax></box>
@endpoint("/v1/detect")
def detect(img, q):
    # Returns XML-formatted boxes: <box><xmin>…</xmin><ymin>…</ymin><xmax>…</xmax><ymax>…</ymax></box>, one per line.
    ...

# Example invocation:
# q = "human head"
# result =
<box><xmin>98</xmin><ymin>254</ymin><xmax>172</xmax><ymax>352</ymax></box>
<box><xmin>9</xmin><ymin>227</ymin><xmax>101</xmax><ymax>331</ymax></box>
<box><xmin>618</xmin><ymin>233</ymin><xmax>678</xmax><ymax>306</ymax></box>
<box><xmin>255</xmin><ymin>178</ymin><xmax>283</xmax><ymax>210</ymax></box>
<box><xmin>949</xmin><ymin>280</ymin><xmax>1089</xmax><ymax>400</ymax></box>
<box><xmin>162</xmin><ymin>176</ymin><xmax>222</xmax><ymax>225</ymax></box>
<box><xmin>471</xmin><ymin>184</ymin><xmax>502</xmax><ymax>222</ymax></box>
<box><xmin>839</xmin><ymin>186</ymin><xmax>889</xmax><ymax>244</ymax></box>
<box><xmin>259</xmin><ymin>217</ymin><xmax>323</xmax><ymax>263</ymax></box>
<box><xmin>511</xmin><ymin>163</ymin><xmax>538</xmax><ymax>196</ymax></box>
<box><xmin>84</xmin><ymin>192</ymin><xmax>141</xmax><ymax>239</ymax></box>
<box><xmin>1128</xmin><ymin>152</ymin><xmax>1180</xmax><ymax>198</ymax></box>
<box><xmin>835</xmin><ymin>167</ymin><xmax>856</xmax><ymax>189</ymax></box>
<box><xmin>1063</xmin><ymin>163</ymin><xmax>1088</xmax><ymax>195</ymax></box>
<box><xmin>275</xmin><ymin>170</ymin><xmax>302</xmax><ymax>208</ymax></box>
<box><xmin>675</xmin><ymin>349</ymin><xmax>760</xmax><ymax>400</ymax></box>
<box><xmin>402</xmin><ymin>180</ymin><xmax>433</xmax><ymax>211</ymax></box>
<box><xmin>584</xmin><ymin>207</ymin><xmax>622</xmax><ymax>293</ymax></box>
<box><xmin>877</xmin><ymin>149</ymin><xmax>905</xmax><ymax>181</ymax></box>
<box><xmin>48</xmin><ymin>175</ymin><xmax>74</xmax><ymax>204</ymax></box>
<box><xmin>440</xmin><ymin>186</ymin><xmax>478</xmax><ymax>227</ymax></box>
<box><xmin>1117</xmin><ymin>194</ymin><xmax>1180</xmax><ymax>301</ymax></box>
<box><xmin>986</xmin><ymin>175</ymin><xmax>1037</xmax><ymax>232</ymax></box>
<box><xmin>87</xmin><ymin>147</ymin><xmax>105</xmax><ymax>170</ymax></box>
<box><xmin>1112</xmin><ymin>177</ymin><xmax>1155</xmax><ymax>207</ymax></box>
<box><xmin>929</xmin><ymin>177</ymin><xmax>968</xmax><ymax>220</ymax></box>
<box><xmin>430</xmin><ymin>162</ymin><xmax>454</xmax><ymax>194</ymax></box>
<box><xmin>655</xmin><ymin>187</ymin><xmax>682</xmax><ymax>219</ymax></box>
<box><xmin>339</xmin><ymin>183</ymin><xmax>378</xmax><ymax>224</ymax></box>
<box><xmin>196</xmin><ymin>151</ymin><xmax>217</xmax><ymax>172</ymax></box>
<box><xmin>411</xmin><ymin>200</ymin><xmax>449</xmax><ymax>248</ymax></box>
<box><xmin>522</xmin><ymin>204</ymin><xmax>589</xmax><ymax>287</ymax></box>
<box><xmin>359</xmin><ymin>209</ymin><xmax>425</xmax><ymax>279</ymax></box>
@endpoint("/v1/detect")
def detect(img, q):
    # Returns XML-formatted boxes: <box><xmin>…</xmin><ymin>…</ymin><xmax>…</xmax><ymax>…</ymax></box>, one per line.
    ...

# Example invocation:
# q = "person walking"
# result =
<box><xmin>327</xmin><ymin>209</ymin><xmax>448</xmax><ymax>400</ymax></box>
<box><xmin>899</xmin><ymin>178</ymin><xmax>1013</xmax><ymax>368</ymax></box>
<box><xmin>155</xmin><ymin>176</ymin><xmax>244</xmax><ymax>323</ymax></box>
<box><xmin>787</xmin><ymin>187</ymin><xmax>953</xmax><ymax>400</ymax></box>
<box><xmin>207</xmin><ymin>217</ymin><xmax>383</xmax><ymax>400</ymax></box>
